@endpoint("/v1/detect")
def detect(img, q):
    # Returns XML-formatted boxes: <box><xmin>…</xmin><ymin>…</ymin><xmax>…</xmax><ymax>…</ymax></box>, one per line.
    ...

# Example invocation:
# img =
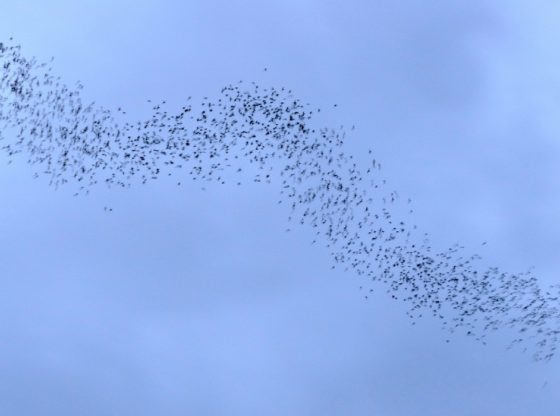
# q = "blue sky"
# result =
<box><xmin>1</xmin><ymin>1</ymin><xmax>559</xmax><ymax>414</ymax></box>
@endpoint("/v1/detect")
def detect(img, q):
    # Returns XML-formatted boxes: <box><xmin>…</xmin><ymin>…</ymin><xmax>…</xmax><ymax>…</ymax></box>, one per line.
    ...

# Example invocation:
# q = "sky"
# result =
<box><xmin>1</xmin><ymin>1</ymin><xmax>560</xmax><ymax>415</ymax></box>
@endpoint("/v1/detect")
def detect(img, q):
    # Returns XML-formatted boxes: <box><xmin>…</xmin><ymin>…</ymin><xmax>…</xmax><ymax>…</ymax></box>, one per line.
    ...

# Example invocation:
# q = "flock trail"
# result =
<box><xmin>1</xmin><ymin>39</ymin><xmax>558</xmax><ymax>360</ymax></box>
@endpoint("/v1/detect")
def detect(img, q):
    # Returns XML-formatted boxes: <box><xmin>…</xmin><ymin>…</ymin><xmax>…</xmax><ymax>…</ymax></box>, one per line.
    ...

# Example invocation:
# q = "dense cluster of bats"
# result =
<box><xmin>1</xmin><ymin>39</ymin><xmax>558</xmax><ymax>360</ymax></box>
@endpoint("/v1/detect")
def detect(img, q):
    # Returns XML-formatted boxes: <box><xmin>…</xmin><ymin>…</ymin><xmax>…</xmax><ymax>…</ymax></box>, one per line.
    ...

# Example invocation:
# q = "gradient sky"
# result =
<box><xmin>1</xmin><ymin>1</ymin><xmax>559</xmax><ymax>415</ymax></box>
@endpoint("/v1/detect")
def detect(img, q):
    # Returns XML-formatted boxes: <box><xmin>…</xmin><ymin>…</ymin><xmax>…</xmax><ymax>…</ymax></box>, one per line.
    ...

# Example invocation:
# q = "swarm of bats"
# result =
<box><xmin>1</xmin><ymin>39</ymin><xmax>558</xmax><ymax>361</ymax></box>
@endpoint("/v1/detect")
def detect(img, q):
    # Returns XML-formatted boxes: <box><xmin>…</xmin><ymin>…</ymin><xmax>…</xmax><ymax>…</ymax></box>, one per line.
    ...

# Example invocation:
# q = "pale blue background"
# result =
<box><xmin>1</xmin><ymin>1</ymin><xmax>559</xmax><ymax>415</ymax></box>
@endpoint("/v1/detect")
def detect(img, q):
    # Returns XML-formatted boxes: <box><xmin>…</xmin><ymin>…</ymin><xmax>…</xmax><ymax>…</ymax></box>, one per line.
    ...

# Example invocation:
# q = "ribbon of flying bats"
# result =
<box><xmin>1</xmin><ymin>39</ymin><xmax>558</xmax><ymax>361</ymax></box>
